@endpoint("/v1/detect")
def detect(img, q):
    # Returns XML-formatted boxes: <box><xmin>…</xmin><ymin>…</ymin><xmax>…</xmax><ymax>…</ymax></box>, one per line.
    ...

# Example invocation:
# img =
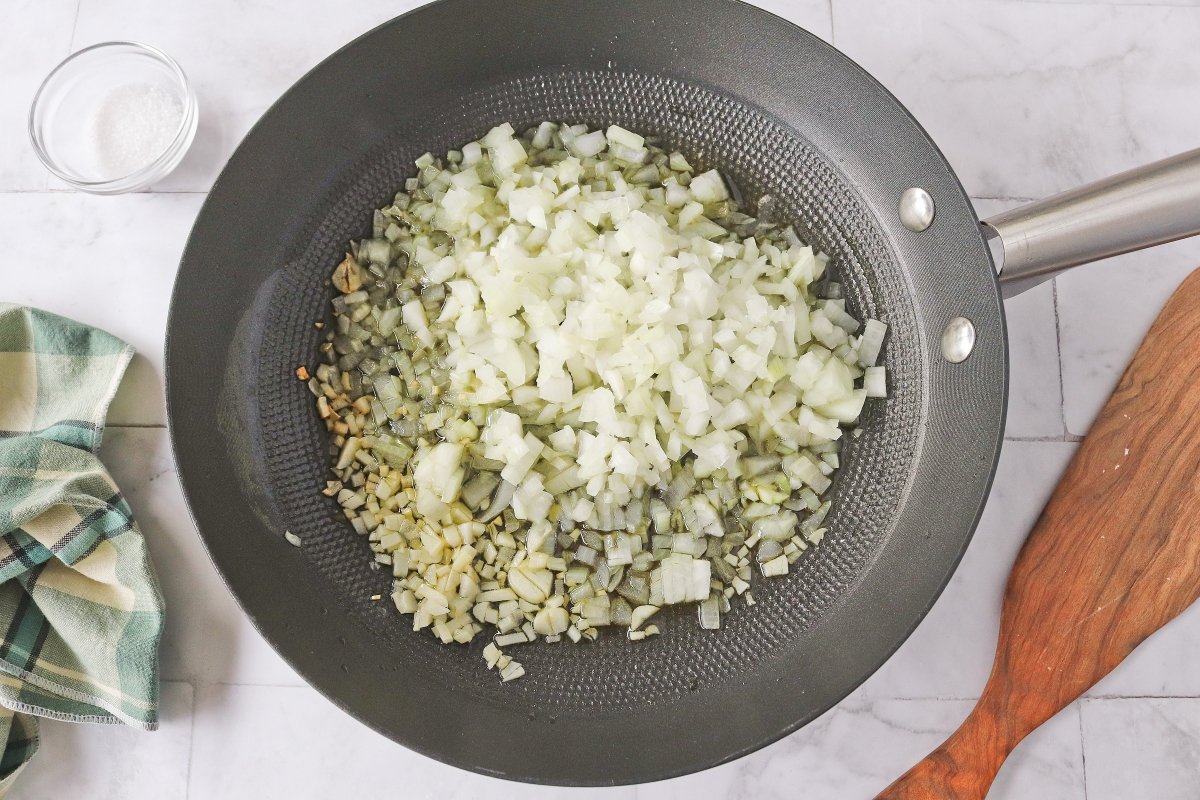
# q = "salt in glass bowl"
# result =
<box><xmin>28</xmin><ymin>41</ymin><xmax>199</xmax><ymax>194</ymax></box>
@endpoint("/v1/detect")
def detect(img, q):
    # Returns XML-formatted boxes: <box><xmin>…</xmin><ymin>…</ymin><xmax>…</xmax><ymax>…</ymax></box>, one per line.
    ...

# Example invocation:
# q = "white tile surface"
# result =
<box><xmin>638</xmin><ymin>699</ymin><xmax>1084</xmax><ymax>800</ymax></box>
<box><xmin>1036</xmin><ymin>0</ymin><xmax>1200</xmax><ymax>5</ymax></box>
<box><xmin>0</xmin><ymin>193</ymin><xmax>201</xmax><ymax>426</ymax></box>
<box><xmin>1081</xmin><ymin>698</ymin><xmax>1200</xmax><ymax>799</ymax></box>
<box><xmin>1056</xmin><ymin>237</ymin><xmax>1200</xmax><ymax>436</ymax></box>
<box><xmin>973</xmin><ymin>198</ymin><xmax>1064</xmax><ymax>439</ymax></box>
<box><xmin>10</xmin><ymin>682</ymin><xmax>193</xmax><ymax>800</ymax></box>
<box><xmin>3</xmin><ymin>0</ymin><xmax>1200</xmax><ymax>797</ymax></box>
<box><xmin>833</xmin><ymin>0</ymin><xmax>1200</xmax><ymax>200</ymax></box>
<box><xmin>188</xmin><ymin>683</ymin><xmax>635</xmax><ymax>800</ymax></box>
<box><xmin>0</xmin><ymin>0</ymin><xmax>78</xmax><ymax>191</ymax></box>
<box><xmin>99</xmin><ymin>427</ymin><xmax>304</xmax><ymax>687</ymax></box>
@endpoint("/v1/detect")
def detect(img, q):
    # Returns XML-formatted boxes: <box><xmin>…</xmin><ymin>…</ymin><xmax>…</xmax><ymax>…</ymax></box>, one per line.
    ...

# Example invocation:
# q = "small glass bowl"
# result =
<box><xmin>29</xmin><ymin>41</ymin><xmax>198</xmax><ymax>194</ymax></box>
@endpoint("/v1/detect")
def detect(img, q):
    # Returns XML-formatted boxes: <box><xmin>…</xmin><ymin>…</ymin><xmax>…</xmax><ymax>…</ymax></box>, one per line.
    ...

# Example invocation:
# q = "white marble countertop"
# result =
<box><xmin>4</xmin><ymin>0</ymin><xmax>1200</xmax><ymax>797</ymax></box>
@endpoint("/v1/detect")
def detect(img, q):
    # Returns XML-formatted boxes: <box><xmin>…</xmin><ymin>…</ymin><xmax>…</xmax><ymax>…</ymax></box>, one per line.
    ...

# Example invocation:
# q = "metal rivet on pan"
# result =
<box><xmin>899</xmin><ymin>188</ymin><xmax>935</xmax><ymax>232</ymax></box>
<box><xmin>941</xmin><ymin>317</ymin><xmax>976</xmax><ymax>363</ymax></box>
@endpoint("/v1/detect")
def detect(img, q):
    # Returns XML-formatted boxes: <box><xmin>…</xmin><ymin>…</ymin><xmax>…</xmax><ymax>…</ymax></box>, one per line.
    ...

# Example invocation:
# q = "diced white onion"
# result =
<box><xmin>857</xmin><ymin>319</ymin><xmax>887</xmax><ymax>367</ymax></box>
<box><xmin>864</xmin><ymin>366</ymin><xmax>888</xmax><ymax>398</ymax></box>
<box><xmin>312</xmin><ymin>121</ymin><xmax>889</xmax><ymax>683</ymax></box>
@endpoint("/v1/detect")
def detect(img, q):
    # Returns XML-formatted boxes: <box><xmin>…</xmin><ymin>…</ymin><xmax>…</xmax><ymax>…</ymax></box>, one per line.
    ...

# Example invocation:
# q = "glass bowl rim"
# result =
<box><xmin>27</xmin><ymin>40</ymin><xmax>198</xmax><ymax>192</ymax></box>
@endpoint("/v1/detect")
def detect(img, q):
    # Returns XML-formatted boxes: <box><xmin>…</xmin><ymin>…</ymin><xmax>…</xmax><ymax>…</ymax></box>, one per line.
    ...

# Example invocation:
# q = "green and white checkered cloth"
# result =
<box><xmin>0</xmin><ymin>304</ymin><xmax>164</xmax><ymax>794</ymax></box>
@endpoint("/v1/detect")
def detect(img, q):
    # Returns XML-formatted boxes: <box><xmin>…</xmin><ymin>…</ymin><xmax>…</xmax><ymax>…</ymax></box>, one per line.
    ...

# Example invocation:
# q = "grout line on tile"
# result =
<box><xmin>1077</xmin><ymin>704</ymin><xmax>1089</xmax><ymax>800</ymax></box>
<box><xmin>851</xmin><ymin>693</ymin><xmax>1200</xmax><ymax>704</ymax></box>
<box><xmin>67</xmin><ymin>0</ymin><xmax>83</xmax><ymax>53</ymax></box>
<box><xmin>846</xmin><ymin>695</ymin><xmax>984</xmax><ymax>703</ymax></box>
<box><xmin>109</xmin><ymin>423</ymin><xmax>169</xmax><ymax>429</ymax></box>
<box><xmin>126</xmin><ymin>189</ymin><xmax>212</xmax><ymax>195</ymax></box>
<box><xmin>827</xmin><ymin>0</ymin><xmax>836</xmax><ymax>44</ymax></box>
<box><xmin>184</xmin><ymin>681</ymin><xmax>197</xmax><ymax>800</ymax></box>
<box><xmin>1019</xmin><ymin>0</ymin><xmax>1196</xmax><ymax>6</ymax></box>
<box><xmin>211</xmin><ymin>681</ymin><xmax>310</xmax><ymax>689</ymax></box>
<box><xmin>1003</xmin><ymin>435</ymin><xmax>1080</xmax><ymax>443</ymax></box>
<box><xmin>1081</xmin><ymin>694</ymin><xmax>1200</xmax><ymax>700</ymax></box>
<box><xmin>1052</xmin><ymin>277</ymin><xmax>1071</xmax><ymax>439</ymax></box>
<box><xmin>0</xmin><ymin>189</ymin><xmax>208</xmax><ymax>195</ymax></box>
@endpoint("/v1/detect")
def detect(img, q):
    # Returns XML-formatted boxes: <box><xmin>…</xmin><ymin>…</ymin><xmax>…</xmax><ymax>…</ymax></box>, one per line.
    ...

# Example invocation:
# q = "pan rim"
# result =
<box><xmin>166</xmin><ymin>0</ymin><xmax>1008</xmax><ymax>785</ymax></box>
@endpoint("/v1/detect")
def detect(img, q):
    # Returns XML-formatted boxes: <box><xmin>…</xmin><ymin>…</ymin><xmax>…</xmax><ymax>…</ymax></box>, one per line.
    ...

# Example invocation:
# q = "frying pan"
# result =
<box><xmin>165</xmin><ymin>0</ymin><xmax>1200</xmax><ymax>786</ymax></box>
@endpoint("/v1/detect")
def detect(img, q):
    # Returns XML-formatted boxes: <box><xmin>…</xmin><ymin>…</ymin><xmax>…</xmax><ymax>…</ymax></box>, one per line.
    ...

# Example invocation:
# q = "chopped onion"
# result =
<box><xmin>309</xmin><ymin>120</ymin><xmax>889</xmax><ymax>682</ymax></box>
<box><xmin>690</xmin><ymin>169</ymin><xmax>729</xmax><ymax>204</ymax></box>
<box><xmin>857</xmin><ymin>319</ymin><xmax>887</xmax><ymax>367</ymax></box>
<box><xmin>698</xmin><ymin>595</ymin><xmax>720</xmax><ymax>629</ymax></box>
<box><xmin>864</xmin><ymin>366</ymin><xmax>887</xmax><ymax>398</ymax></box>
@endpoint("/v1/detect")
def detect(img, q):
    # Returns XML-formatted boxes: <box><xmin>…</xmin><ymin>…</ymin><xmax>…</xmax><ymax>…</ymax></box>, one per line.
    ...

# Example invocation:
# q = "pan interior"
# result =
<box><xmin>256</xmin><ymin>68</ymin><xmax>920</xmax><ymax>710</ymax></box>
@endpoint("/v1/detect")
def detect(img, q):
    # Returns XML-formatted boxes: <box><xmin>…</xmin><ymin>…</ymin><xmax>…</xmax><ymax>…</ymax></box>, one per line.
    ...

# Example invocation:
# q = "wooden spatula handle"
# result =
<box><xmin>875</xmin><ymin>698</ymin><xmax>1008</xmax><ymax>800</ymax></box>
<box><xmin>879</xmin><ymin>267</ymin><xmax>1200</xmax><ymax>799</ymax></box>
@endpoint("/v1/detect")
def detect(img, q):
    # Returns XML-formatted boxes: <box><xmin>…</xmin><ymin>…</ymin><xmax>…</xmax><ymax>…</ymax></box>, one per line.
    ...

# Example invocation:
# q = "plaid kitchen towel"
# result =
<box><xmin>0</xmin><ymin>304</ymin><xmax>164</xmax><ymax>794</ymax></box>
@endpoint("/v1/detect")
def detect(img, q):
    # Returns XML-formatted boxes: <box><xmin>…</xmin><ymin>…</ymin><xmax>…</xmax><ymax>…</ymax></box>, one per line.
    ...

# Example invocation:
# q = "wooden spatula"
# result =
<box><xmin>877</xmin><ymin>267</ymin><xmax>1200</xmax><ymax>800</ymax></box>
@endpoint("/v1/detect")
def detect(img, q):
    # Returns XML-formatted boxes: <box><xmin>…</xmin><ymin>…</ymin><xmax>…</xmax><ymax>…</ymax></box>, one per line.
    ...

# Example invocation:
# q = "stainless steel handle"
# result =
<box><xmin>982</xmin><ymin>149</ymin><xmax>1200</xmax><ymax>297</ymax></box>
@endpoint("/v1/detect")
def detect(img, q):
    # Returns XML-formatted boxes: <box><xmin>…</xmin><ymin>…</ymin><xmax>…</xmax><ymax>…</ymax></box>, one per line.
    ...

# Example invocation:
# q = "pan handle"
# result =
<box><xmin>983</xmin><ymin>148</ymin><xmax>1200</xmax><ymax>297</ymax></box>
